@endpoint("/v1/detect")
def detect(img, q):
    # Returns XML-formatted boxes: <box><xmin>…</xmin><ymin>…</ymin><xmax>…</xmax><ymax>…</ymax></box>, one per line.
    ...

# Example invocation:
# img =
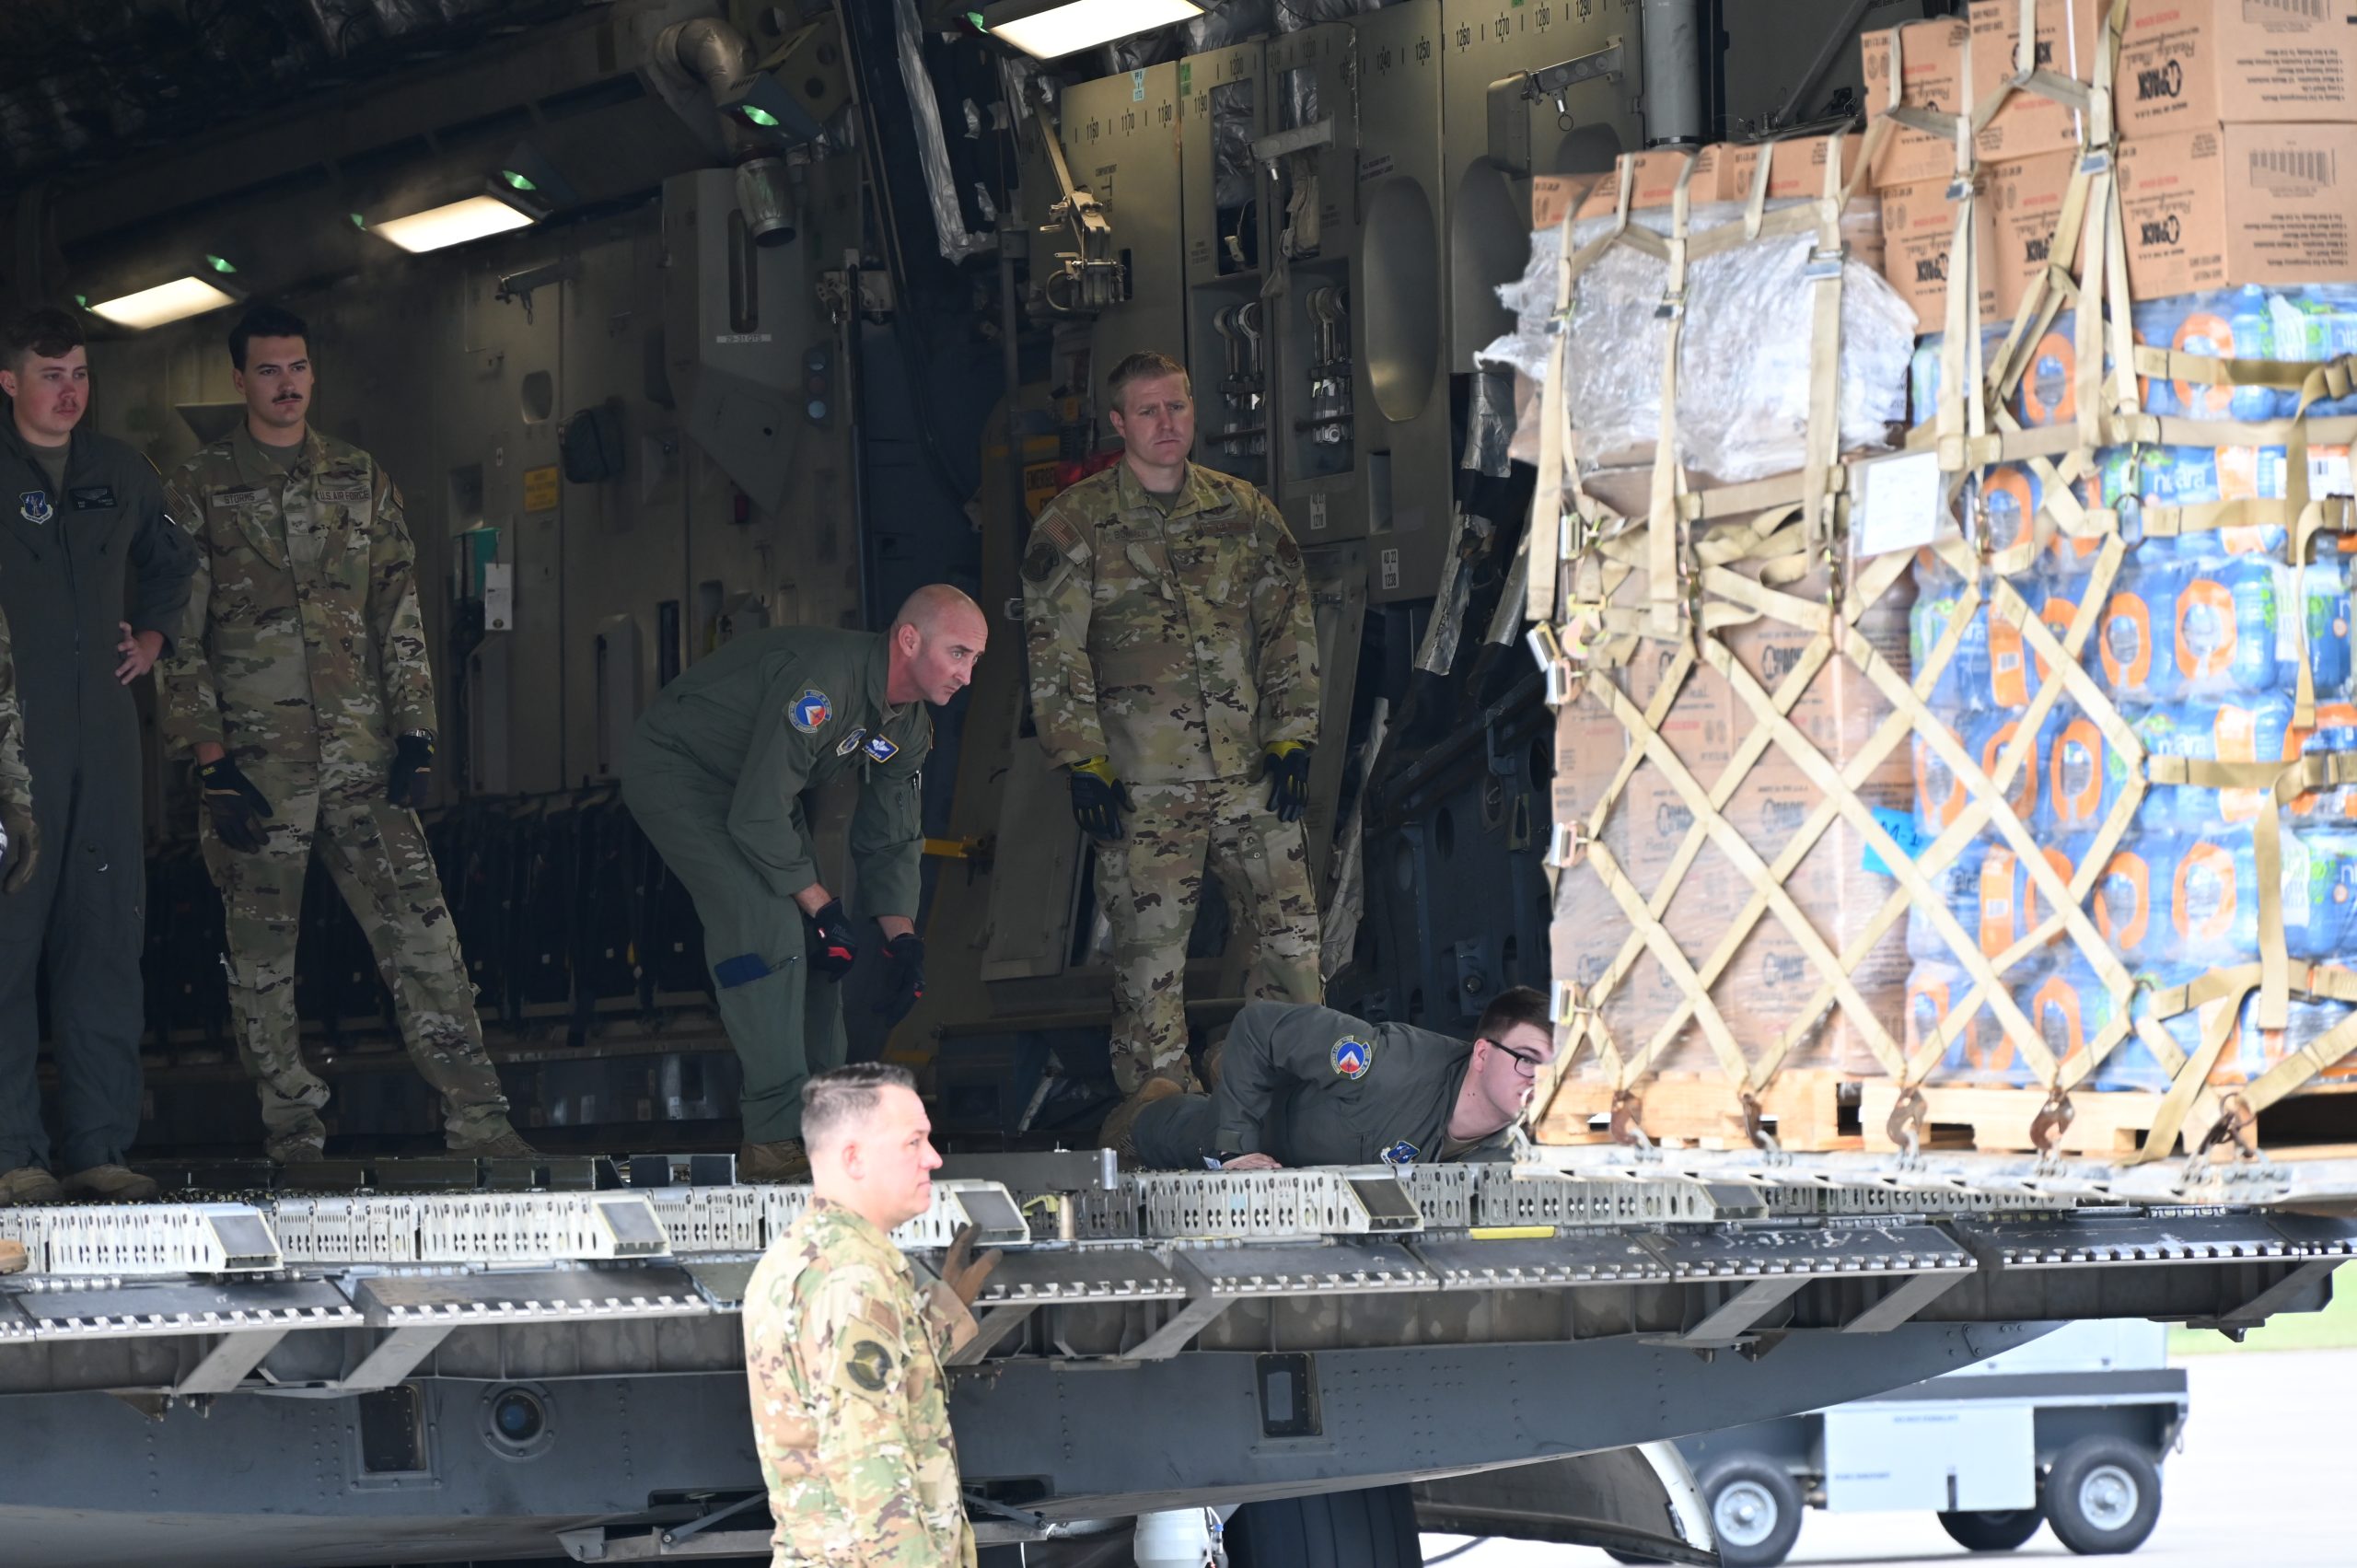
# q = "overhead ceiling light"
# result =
<box><xmin>86</xmin><ymin>275</ymin><xmax>243</xmax><ymax>331</ymax></box>
<box><xmin>363</xmin><ymin>190</ymin><xmax>540</xmax><ymax>254</ymax></box>
<box><xmin>978</xmin><ymin>0</ymin><xmax>1204</xmax><ymax>61</ymax></box>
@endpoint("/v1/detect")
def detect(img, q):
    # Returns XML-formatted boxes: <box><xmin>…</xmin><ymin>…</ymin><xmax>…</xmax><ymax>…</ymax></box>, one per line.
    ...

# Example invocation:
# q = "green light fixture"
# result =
<box><xmin>501</xmin><ymin>169</ymin><xmax>538</xmax><ymax>192</ymax></box>
<box><xmin>205</xmin><ymin>254</ymin><xmax>238</xmax><ymax>274</ymax></box>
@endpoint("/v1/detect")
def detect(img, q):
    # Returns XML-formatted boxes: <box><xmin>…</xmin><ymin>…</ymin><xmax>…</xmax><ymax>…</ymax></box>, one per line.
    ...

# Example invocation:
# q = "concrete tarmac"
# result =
<box><xmin>1423</xmin><ymin>1346</ymin><xmax>2357</xmax><ymax>1567</ymax></box>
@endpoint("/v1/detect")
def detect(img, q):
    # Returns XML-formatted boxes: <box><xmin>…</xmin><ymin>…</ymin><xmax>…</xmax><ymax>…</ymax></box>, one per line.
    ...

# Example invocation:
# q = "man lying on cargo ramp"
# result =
<box><xmin>1105</xmin><ymin>986</ymin><xmax>1555</xmax><ymax>1168</ymax></box>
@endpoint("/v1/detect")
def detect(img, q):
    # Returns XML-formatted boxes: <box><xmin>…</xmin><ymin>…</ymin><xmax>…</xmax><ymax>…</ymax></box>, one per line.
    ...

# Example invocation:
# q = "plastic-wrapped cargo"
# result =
<box><xmin>1480</xmin><ymin>197</ymin><xmax>1909</xmax><ymax>482</ymax></box>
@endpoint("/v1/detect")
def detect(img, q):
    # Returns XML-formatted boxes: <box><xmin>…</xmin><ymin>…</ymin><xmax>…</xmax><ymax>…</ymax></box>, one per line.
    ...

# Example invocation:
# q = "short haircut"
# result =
<box><xmin>228</xmin><ymin>304</ymin><xmax>311</xmax><ymax>372</ymax></box>
<box><xmin>800</xmin><ymin>1062</ymin><xmax>919</xmax><ymax>1154</ymax></box>
<box><xmin>1106</xmin><ymin>350</ymin><xmax>1190</xmax><ymax>412</ymax></box>
<box><xmin>3</xmin><ymin>307</ymin><xmax>83</xmax><ymax>373</ymax></box>
<box><xmin>1476</xmin><ymin>986</ymin><xmax>1551</xmax><ymax>1044</ymax></box>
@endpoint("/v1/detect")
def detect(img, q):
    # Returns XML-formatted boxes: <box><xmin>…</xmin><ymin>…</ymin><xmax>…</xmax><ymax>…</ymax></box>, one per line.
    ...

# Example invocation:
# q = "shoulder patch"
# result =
<box><xmin>836</xmin><ymin>726</ymin><xmax>869</xmax><ymax>757</ymax></box>
<box><xmin>1330</xmin><ymin>1036</ymin><xmax>1373</xmax><ymax>1080</ymax></box>
<box><xmin>842</xmin><ymin>1336</ymin><xmax>895</xmax><ymax>1392</ymax></box>
<box><xmin>17</xmin><ymin>491</ymin><xmax>52</xmax><ymax>527</ymax></box>
<box><xmin>1276</xmin><ymin>535</ymin><xmax>1304</xmax><ymax>570</ymax></box>
<box><xmin>788</xmin><ymin>689</ymin><xmax>832</xmax><ymax>734</ymax></box>
<box><xmin>1022</xmin><ymin>537</ymin><xmax>1062</xmax><ymax>585</ymax></box>
<box><xmin>1040</xmin><ymin>512</ymin><xmax>1084</xmax><ymax>553</ymax></box>
<box><xmin>862</xmin><ymin>733</ymin><xmax>900</xmax><ymax>763</ymax></box>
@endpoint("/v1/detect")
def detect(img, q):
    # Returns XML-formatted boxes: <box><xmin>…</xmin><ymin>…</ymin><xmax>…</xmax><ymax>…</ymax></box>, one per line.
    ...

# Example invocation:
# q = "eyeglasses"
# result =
<box><xmin>1485</xmin><ymin>1040</ymin><xmax>1548</xmax><ymax>1077</ymax></box>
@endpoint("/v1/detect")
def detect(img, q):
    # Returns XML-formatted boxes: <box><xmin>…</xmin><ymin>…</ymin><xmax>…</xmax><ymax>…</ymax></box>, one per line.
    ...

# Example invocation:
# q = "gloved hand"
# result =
<box><xmin>1068</xmin><ymin>755</ymin><xmax>1131</xmax><ymax>842</ymax></box>
<box><xmin>1260</xmin><ymin>740</ymin><xmax>1312</xmax><ymax>824</ymax></box>
<box><xmin>806</xmin><ymin>898</ymin><xmax>859</xmax><ymax>980</ymax></box>
<box><xmin>940</xmin><ymin>1223</ymin><xmax>1004</xmax><ymax>1307</ymax></box>
<box><xmin>200</xmin><ymin>756</ymin><xmax>274</xmax><ymax>854</ymax></box>
<box><xmin>0</xmin><ymin>801</ymin><xmax>37</xmax><ymax>895</ymax></box>
<box><xmin>388</xmin><ymin>731</ymin><xmax>435</xmax><ymax>808</ymax></box>
<box><xmin>877</xmin><ymin>932</ymin><xmax>925</xmax><ymax>1023</ymax></box>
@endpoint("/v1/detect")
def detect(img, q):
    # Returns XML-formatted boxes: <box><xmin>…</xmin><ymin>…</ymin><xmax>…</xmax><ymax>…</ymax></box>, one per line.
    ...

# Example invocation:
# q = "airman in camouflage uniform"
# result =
<box><xmin>1022</xmin><ymin>351</ymin><xmax>1323</xmax><ymax>1095</ymax></box>
<box><xmin>742</xmin><ymin>1064</ymin><xmax>993</xmax><ymax>1568</ymax></box>
<box><xmin>0</xmin><ymin>599</ymin><xmax>31</xmax><ymax>889</ymax></box>
<box><xmin>159</xmin><ymin>306</ymin><xmax>528</xmax><ymax>1161</ymax></box>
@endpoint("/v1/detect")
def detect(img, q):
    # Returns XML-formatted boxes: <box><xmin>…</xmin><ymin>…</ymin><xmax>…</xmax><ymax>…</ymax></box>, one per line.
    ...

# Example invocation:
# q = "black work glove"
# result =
<box><xmin>0</xmin><ymin>801</ymin><xmax>37</xmax><ymax>895</ymax></box>
<box><xmin>1068</xmin><ymin>756</ymin><xmax>1131</xmax><ymax>842</ymax></box>
<box><xmin>1260</xmin><ymin>741</ymin><xmax>1312</xmax><ymax>824</ymax></box>
<box><xmin>806</xmin><ymin>898</ymin><xmax>859</xmax><ymax>980</ymax></box>
<box><xmin>199</xmin><ymin>756</ymin><xmax>274</xmax><ymax>854</ymax></box>
<box><xmin>878</xmin><ymin>932</ymin><xmax>925</xmax><ymax>1024</ymax></box>
<box><xmin>388</xmin><ymin>732</ymin><xmax>435</xmax><ymax>808</ymax></box>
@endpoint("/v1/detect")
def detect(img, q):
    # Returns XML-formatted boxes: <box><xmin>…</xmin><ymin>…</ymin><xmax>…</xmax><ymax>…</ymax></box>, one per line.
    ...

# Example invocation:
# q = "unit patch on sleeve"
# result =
<box><xmin>862</xmin><ymin>733</ymin><xmax>900</xmax><ymax>764</ymax></box>
<box><xmin>1330</xmin><ymin>1036</ymin><xmax>1373</xmax><ymax>1079</ymax></box>
<box><xmin>836</xmin><ymin>726</ymin><xmax>869</xmax><ymax>757</ymax></box>
<box><xmin>788</xmin><ymin>689</ymin><xmax>833</xmax><ymax>734</ymax></box>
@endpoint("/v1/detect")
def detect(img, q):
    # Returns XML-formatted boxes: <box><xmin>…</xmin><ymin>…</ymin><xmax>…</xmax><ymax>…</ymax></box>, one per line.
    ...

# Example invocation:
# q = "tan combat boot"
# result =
<box><xmin>61</xmin><ymin>1165</ymin><xmax>160</xmax><ymax>1202</ymax></box>
<box><xmin>1097</xmin><ymin>1076</ymin><xmax>1187</xmax><ymax>1160</ymax></box>
<box><xmin>450</xmin><ymin>1121</ymin><xmax>539</xmax><ymax>1158</ymax></box>
<box><xmin>738</xmin><ymin>1140</ymin><xmax>812</xmax><ymax>1183</ymax></box>
<box><xmin>0</xmin><ymin>1166</ymin><xmax>64</xmax><ymax>1206</ymax></box>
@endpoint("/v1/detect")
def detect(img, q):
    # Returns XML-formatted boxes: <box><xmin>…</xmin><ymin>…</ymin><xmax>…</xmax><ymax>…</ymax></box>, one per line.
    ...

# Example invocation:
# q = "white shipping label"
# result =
<box><xmin>1854</xmin><ymin>449</ymin><xmax>1945</xmax><ymax>559</ymax></box>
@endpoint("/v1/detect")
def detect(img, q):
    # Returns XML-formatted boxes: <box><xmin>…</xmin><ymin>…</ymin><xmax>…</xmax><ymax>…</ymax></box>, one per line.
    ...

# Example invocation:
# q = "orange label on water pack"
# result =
<box><xmin>1913</xmin><ymin>734</ymin><xmax>1965</xmax><ymax>829</ymax></box>
<box><xmin>2218</xmin><ymin>526</ymin><xmax>2277</xmax><ymax>557</ymax></box>
<box><xmin>1981</xmin><ymin>466</ymin><xmax>2039</xmax><ymax>553</ymax></box>
<box><xmin>2176</xmin><ymin>578</ymin><xmax>2238</xmax><ymax>680</ymax></box>
<box><xmin>2049</xmin><ymin>717</ymin><xmax>2107</xmax><ymax>828</ymax></box>
<box><xmin>1980</xmin><ymin>849</ymin><xmax>2021</xmax><ymax>958</ymax></box>
<box><xmin>2034</xmin><ymin>592</ymin><xmax>2080</xmax><ymax>682</ymax></box>
<box><xmin>1988</xmin><ymin>621</ymin><xmax>2033</xmax><ymax>706</ymax></box>
<box><xmin>2102</xmin><ymin>590</ymin><xmax>2154</xmax><ymax>690</ymax></box>
<box><xmin>2031</xmin><ymin>971</ymin><xmax>2091</xmax><ymax>1071</ymax></box>
<box><xmin>2025</xmin><ymin>842</ymin><xmax>2077</xmax><ymax>930</ymax></box>
<box><xmin>2174</xmin><ymin>842</ymin><xmax>2237</xmax><ymax>946</ymax></box>
<box><xmin>1980</xmin><ymin>720</ymin><xmax>2038</xmax><ymax>821</ymax></box>
<box><xmin>2017</xmin><ymin>332</ymin><xmax>2078</xmax><ymax>427</ymax></box>
<box><xmin>2098</xmin><ymin>847</ymin><xmax>2153</xmax><ymax>953</ymax></box>
<box><xmin>2174</xmin><ymin>312</ymin><xmax>2239</xmax><ymax>419</ymax></box>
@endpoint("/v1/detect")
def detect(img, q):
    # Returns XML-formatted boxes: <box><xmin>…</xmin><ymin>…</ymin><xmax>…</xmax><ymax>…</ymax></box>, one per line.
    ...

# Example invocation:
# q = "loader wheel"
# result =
<box><xmin>1938</xmin><ymin>1506</ymin><xmax>2044</xmax><ymax>1551</ymax></box>
<box><xmin>1699</xmin><ymin>1456</ymin><xmax>1803</xmax><ymax>1568</ymax></box>
<box><xmin>2044</xmin><ymin>1436</ymin><xmax>2161</xmax><ymax>1555</ymax></box>
<box><xmin>1223</xmin><ymin>1481</ymin><xmax>1422</xmax><ymax>1568</ymax></box>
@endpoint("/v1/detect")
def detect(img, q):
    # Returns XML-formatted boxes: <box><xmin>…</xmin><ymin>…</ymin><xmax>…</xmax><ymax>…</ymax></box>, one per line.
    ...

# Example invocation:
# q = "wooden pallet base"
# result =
<box><xmin>1534</xmin><ymin>1071</ymin><xmax>1856</xmax><ymax>1153</ymax></box>
<box><xmin>1856</xmin><ymin>1082</ymin><xmax>2209</xmax><ymax>1157</ymax></box>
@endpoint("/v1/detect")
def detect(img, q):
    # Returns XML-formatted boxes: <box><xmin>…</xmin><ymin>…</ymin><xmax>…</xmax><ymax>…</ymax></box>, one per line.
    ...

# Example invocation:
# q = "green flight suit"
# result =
<box><xmin>1131</xmin><ymin>1001</ymin><xmax>1513</xmax><ymax>1167</ymax></box>
<box><xmin>622</xmin><ymin>628</ymin><xmax>929</xmax><ymax>1144</ymax></box>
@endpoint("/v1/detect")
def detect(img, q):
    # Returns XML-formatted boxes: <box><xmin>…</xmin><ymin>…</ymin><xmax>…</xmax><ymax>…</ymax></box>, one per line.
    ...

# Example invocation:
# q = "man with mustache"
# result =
<box><xmin>0</xmin><ymin>306</ymin><xmax>197</xmax><ymax>1204</ymax></box>
<box><xmin>1020</xmin><ymin>349</ymin><xmax>1323</xmax><ymax>1121</ymax></box>
<box><xmin>159</xmin><ymin>304</ymin><xmax>532</xmax><ymax>1161</ymax></box>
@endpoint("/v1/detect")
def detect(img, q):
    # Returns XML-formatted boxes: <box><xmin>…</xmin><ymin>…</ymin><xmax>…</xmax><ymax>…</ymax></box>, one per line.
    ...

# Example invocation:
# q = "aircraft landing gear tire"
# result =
<box><xmin>1938</xmin><ymin>1506</ymin><xmax>2045</xmax><ymax>1552</ymax></box>
<box><xmin>1223</xmin><ymin>1481</ymin><xmax>1423</xmax><ymax>1568</ymax></box>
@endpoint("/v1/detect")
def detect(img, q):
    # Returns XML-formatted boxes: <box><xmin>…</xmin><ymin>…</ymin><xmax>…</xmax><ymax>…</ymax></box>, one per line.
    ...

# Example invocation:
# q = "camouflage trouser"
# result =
<box><xmin>199</xmin><ymin>754</ymin><xmax>508</xmax><ymax>1154</ymax></box>
<box><xmin>1095</xmin><ymin>774</ymin><xmax>1322</xmax><ymax>1094</ymax></box>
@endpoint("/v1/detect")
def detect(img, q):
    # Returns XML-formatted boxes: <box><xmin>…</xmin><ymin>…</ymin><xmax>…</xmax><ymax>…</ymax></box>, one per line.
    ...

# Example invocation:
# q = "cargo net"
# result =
<box><xmin>1519</xmin><ymin>0</ymin><xmax>2357</xmax><ymax>1167</ymax></box>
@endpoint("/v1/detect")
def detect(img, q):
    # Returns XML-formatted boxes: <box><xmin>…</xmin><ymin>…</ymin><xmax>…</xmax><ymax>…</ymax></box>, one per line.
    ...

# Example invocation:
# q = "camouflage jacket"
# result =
<box><xmin>159</xmin><ymin>426</ymin><xmax>435</xmax><ymax>768</ymax></box>
<box><xmin>0</xmin><ymin>598</ymin><xmax>26</xmax><ymax>818</ymax></box>
<box><xmin>742</xmin><ymin>1199</ymin><xmax>978</xmax><ymax>1568</ymax></box>
<box><xmin>1021</xmin><ymin>460</ymin><xmax>1319</xmax><ymax>785</ymax></box>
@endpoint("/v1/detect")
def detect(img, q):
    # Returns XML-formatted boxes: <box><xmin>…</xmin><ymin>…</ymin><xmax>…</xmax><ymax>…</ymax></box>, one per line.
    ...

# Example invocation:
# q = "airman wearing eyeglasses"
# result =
<box><xmin>1107</xmin><ymin>986</ymin><xmax>1555</xmax><ymax>1171</ymax></box>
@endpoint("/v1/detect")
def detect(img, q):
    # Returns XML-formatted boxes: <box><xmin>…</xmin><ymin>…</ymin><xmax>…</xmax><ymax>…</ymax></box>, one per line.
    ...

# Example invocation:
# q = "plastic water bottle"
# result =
<box><xmin>2023</xmin><ymin>958</ymin><xmax>2120</xmax><ymax>1088</ymax></box>
<box><xmin>1980</xmin><ymin>465</ymin><xmax>2039</xmax><ymax>558</ymax></box>
<box><xmin>2169</xmin><ymin>827</ymin><xmax>2262</xmax><ymax>963</ymax></box>
<box><xmin>2095</xmin><ymin>831</ymin><xmax>2184</xmax><ymax>966</ymax></box>
<box><xmin>2099</xmin><ymin>554</ymin><xmax>2189</xmax><ymax>702</ymax></box>
<box><xmin>1910</xmin><ymin>552</ymin><xmax>1988</xmax><ymax>713</ymax></box>
<box><xmin>1967</xmin><ymin>710</ymin><xmax>2043</xmax><ymax>829</ymax></box>
<box><xmin>1985</xmin><ymin>583</ymin><xmax>2046</xmax><ymax>709</ymax></box>
<box><xmin>2047</xmin><ymin>711</ymin><xmax>2130</xmax><ymax>831</ymax></box>
<box><xmin>1907</xmin><ymin>961</ymin><xmax>2005</xmax><ymax>1082</ymax></box>
<box><xmin>1910</xmin><ymin>840</ymin><xmax>1991</xmax><ymax>964</ymax></box>
<box><xmin>2012</xmin><ymin>831</ymin><xmax>2090</xmax><ymax>945</ymax></box>
<box><xmin>2269</xmin><ymin>286</ymin><xmax>2357</xmax><ymax>418</ymax></box>
<box><xmin>1913</xmin><ymin>728</ymin><xmax>1968</xmax><ymax>840</ymax></box>
<box><xmin>2291</xmin><ymin>829</ymin><xmax>2357</xmax><ymax>962</ymax></box>
<box><xmin>2010</xmin><ymin>329</ymin><xmax>2079</xmax><ymax>429</ymax></box>
<box><xmin>2137</xmin><ymin>288</ymin><xmax>2282</xmax><ymax>422</ymax></box>
<box><xmin>1978</xmin><ymin>845</ymin><xmax>2026</xmax><ymax>958</ymax></box>
<box><xmin>2229</xmin><ymin>989</ymin><xmax>2357</xmax><ymax>1084</ymax></box>
<box><xmin>2302</xmin><ymin>561</ymin><xmax>2354</xmax><ymax>698</ymax></box>
<box><xmin>2174</xmin><ymin>545</ymin><xmax>2283</xmax><ymax>695</ymax></box>
<box><xmin>2133</xmin><ymin>704</ymin><xmax>2204</xmax><ymax>832</ymax></box>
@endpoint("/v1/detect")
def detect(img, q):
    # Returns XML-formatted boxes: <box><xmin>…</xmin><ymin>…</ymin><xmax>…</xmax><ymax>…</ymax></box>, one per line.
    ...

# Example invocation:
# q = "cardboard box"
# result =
<box><xmin>1573</xmin><ymin>144</ymin><xmax>1736</xmax><ymax>219</ymax></box>
<box><xmin>1879</xmin><ymin>172</ymin><xmax>2001</xmax><ymax>333</ymax></box>
<box><xmin>1727</xmin><ymin>134</ymin><xmax>1866</xmax><ymax>202</ymax></box>
<box><xmin>2116</xmin><ymin>0</ymin><xmax>2357</xmax><ymax>138</ymax></box>
<box><xmin>1531</xmin><ymin>173</ymin><xmax>1605</xmax><ymax>230</ymax></box>
<box><xmin>1548</xmin><ymin>549</ymin><xmax>1914</xmax><ymax>1087</ymax></box>
<box><xmin>1862</xmin><ymin>17</ymin><xmax>1972</xmax><ymax>188</ymax></box>
<box><xmin>2119</xmin><ymin>122</ymin><xmax>2357</xmax><ymax>296</ymax></box>
<box><xmin>1985</xmin><ymin>148</ymin><xmax>2084</xmax><ymax>318</ymax></box>
<box><xmin>1968</xmin><ymin>0</ymin><xmax>2105</xmax><ymax>162</ymax></box>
